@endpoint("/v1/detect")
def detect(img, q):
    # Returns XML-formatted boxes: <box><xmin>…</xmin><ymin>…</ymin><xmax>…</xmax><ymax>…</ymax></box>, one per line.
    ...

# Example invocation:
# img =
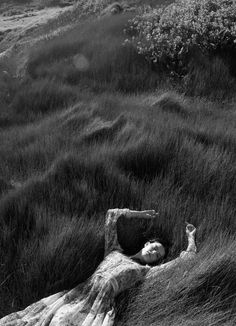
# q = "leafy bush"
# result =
<box><xmin>125</xmin><ymin>0</ymin><xmax>236</xmax><ymax>77</ymax></box>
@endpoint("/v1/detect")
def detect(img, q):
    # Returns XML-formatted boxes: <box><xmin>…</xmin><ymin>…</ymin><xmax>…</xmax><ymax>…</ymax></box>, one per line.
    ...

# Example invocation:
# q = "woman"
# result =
<box><xmin>0</xmin><ymin>208</ymin><xmax>197</xmax><ymax>326</ymax></box>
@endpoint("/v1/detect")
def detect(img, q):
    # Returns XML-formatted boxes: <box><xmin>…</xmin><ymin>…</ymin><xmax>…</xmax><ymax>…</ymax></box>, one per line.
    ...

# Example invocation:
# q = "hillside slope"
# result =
<box><xmin>0</xmin><ymin>0</ymin><xmax>236</xmax><ymax>325</ymax></box>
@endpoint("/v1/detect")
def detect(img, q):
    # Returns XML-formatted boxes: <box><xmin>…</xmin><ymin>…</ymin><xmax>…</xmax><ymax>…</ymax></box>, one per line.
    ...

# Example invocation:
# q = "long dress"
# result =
<box><xmin>0</xmin><ymin>209</ymin><xmax>150</xmax><ymax>326</ymax></box>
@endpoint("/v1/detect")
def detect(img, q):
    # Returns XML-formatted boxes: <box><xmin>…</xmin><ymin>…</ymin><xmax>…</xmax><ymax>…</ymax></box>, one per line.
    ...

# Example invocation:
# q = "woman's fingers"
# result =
<box><xmin>145</xmin><ymin>210</ymin><xmax>159</xmax><ymax>218</ymax></box>
<box><xmin>142</xmin><ymin>210</ymin><xmax>156</xmax><ymax>214</ymax></box>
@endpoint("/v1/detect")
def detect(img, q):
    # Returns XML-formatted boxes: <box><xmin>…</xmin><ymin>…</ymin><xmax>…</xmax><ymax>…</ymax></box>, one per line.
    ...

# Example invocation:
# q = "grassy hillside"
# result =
<box><xmin>0</xmin><ymin>0</ymin><xmax>236</xmax><ymax>325</ymax></box>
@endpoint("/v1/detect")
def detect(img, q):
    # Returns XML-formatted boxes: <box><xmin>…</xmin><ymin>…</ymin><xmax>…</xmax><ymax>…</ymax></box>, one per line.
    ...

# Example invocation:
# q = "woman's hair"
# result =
<box><xmin>131</xmin><ymin>235</ymin><xmax>171</xmax><ymax>267</ymax></box>
<box><xmin>147</xmin><ymin>237</ymin><xmax>170</xmax><ymax>260</ymax></box>
<box><xmin>143</xmin><ymin>236</ymin><xmax>171</xmax><ymax>267</ymax></box>
<box><xmin>146</xmin><ymin>237</ymin><xmax>170</xmax><ymax>266</ymax></box>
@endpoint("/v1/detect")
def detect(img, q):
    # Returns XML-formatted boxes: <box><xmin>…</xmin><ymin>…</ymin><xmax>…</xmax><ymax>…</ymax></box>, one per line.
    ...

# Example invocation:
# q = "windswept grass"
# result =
<box><xmin>0</xmin><ymin>1</ymin><xmax>236</xmax><ymax>324</ymax></box>
<box><xmin>117</xmin><ymin>235</ymin><xmax>236</xmax><ymax>326</ymax></box>
<box><xmin>1</xmin><ymin>91</ymin><xmax>236</xmax><ymax>326</ymax></box>
<box><xmin>26</xmin><ymin>13</ymin><xmax>162</xmax><ymax>93</ymax></box>
<box><xmin>12</xmin><ymin>78</ymin><xmax>78</xmax><ymax>116</ymax></box>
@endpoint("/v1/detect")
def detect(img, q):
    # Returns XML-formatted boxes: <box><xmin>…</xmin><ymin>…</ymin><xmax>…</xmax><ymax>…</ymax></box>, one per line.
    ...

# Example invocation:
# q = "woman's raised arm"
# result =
<box><xmin>104</xmin><ymin>208</ymin><xmax>158</xmax><ymax>257</ymax></box>
<box><xmin>104</xmin><ymin>209</ymin><xmax>126</xmax><ymax>257</ymax></box>
<box><xmin>179</xmin><ymin>223</ymin><xmax>197</xmax><ymax>260</ymax></box>
<box><xmin>146</xmin><ymin>224</ymin><xmax>197</xmax><ymax>279</ymax></box>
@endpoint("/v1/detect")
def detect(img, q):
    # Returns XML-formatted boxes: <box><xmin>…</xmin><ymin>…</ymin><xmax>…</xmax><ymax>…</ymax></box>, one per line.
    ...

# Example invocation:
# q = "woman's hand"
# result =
<box><xmin>185</xmin><ymin>223</ymin><xmax>196</xmax><ymax>237</ymax></box>
<box><xmin>142</xmin><ymin>210</ymin><xmax>159</xmax><ymax>219</ymax></box>
<box><xmin>185</xmin><ymin>223</ymin><xmax>197</xmax><ymax>253</ymax></box>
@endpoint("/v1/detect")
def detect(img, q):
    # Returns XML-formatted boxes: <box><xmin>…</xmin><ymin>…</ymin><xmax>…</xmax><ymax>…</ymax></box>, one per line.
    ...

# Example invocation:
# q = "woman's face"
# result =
<box><xmin>141</xmin><ymin>241</ymin><xmax>165</xmax><ymax>264</ymax></box>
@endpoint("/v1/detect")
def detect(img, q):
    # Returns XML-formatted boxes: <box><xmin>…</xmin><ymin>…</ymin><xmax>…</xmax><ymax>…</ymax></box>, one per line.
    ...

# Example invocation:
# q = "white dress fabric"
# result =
<box><xmin>0</xmin><ymin>209</ymin><xmax>150</xmax><ymax>326</ymax></box>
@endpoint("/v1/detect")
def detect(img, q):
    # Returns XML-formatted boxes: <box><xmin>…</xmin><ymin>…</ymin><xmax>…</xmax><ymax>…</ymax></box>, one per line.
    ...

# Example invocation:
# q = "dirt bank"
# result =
<box><xmin>0</xmin><ymin>1</ymin><xmax>75</xmax><ymax>75</ymax></box>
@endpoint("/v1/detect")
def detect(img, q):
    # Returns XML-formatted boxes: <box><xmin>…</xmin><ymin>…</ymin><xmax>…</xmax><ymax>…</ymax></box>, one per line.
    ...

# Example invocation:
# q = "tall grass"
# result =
<box><xmin>26</xmin><ymin>13</ymin><xmax>165</xmax><ymax>92</ymax></box>
<box><xmin>11</xmin><ymin>78</ymin><xmax>78</xmax><ymax>116</ymax></box>
<box><xmin>1</xmin><ymin>91</ymin><xmax>236</xmax><ymax>325</ymax></box>
<box><xmin>0</xmin><ymin>1</ymin><xmax>236</xmax><ymax>324</ymax></box>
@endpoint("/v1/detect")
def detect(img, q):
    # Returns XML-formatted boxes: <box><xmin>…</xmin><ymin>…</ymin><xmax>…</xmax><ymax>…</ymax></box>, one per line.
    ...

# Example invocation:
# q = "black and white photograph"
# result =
<box><xmin>0</xmin><ymin>0</ymin><xmax>236</xmax><ymax>325</ymax></box>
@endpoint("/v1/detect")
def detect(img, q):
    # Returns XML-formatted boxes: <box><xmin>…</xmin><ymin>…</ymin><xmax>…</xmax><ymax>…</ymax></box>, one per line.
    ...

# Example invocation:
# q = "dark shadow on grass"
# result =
<box><xmin>181</xmin><ymin>128</ymin><xmax>236</xmax><ymax>155</ymax></box>
<box><xmin>115</xmin><ymin>136</ymin><xmax>177</xmax><ymax>181</ymax></box>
